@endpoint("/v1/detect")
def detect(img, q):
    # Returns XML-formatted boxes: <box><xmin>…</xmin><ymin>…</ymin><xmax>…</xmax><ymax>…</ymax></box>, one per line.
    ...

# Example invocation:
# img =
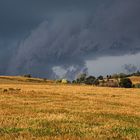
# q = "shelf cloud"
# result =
<box><xmin>0</xmin><ymin>0</ymin><xmax>140</xmax><ymax>79</ymax></box>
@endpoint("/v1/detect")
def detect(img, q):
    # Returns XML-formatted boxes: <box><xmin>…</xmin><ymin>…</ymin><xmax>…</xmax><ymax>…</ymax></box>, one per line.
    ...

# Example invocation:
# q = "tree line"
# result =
<box><xmin>63</xmin><ymin>71</ymin><xmax>140</xmax><ymax>88</ymax></box>
<box><xmin>22</xmin><ymin>71</ymin><xmax>140</xmax><ymax>88</ymax></box>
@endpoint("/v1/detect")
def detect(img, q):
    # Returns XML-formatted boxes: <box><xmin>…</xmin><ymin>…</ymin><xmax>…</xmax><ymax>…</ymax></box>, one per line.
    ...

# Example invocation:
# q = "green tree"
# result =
<box><xmin>76</xmin><ymin>73</ymin><xmax>87</xmax><ymax>83</ymax></box>
<box><xmin>118</xmin><ymin>73</ymin><xmax>127</xmax><ymax>78</ymax></box>
<box><xmin>85</xmin><ymin>76</ymin><xmax>96</xmax><ymax>85</ymax></box>
<box><xmin>119</xmin><ymin>78</ymin><xmax>132</xmax><ymax>88</ymax></box>
<box><xmin>98</xmin><ymin>75</ymin><xmax>104</xmax><ymax>80</ymax></box>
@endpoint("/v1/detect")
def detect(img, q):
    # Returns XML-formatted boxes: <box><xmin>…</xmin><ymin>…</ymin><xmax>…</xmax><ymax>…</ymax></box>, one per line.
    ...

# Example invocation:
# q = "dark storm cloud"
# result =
<box><xmin>0</xmin><ymin>0</ymin><xmax>99</xmax><ymax>38</ymax></box>
<box><xmin>123</xmin><ymin>64</ymin><xmax>138</xmax><ymax>73</ymax></box>
<box><xmin>0</xmin><ymin>0</ymin><xmax>140</xmax><ymax>79</ymax></box>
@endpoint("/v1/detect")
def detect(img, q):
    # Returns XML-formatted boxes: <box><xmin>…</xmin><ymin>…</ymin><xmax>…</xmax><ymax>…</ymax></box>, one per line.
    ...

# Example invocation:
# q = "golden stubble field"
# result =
<box><xmin>0</xmin><ymin>79</ymin><xmax>140</xmax><ymax>140</ymax></box>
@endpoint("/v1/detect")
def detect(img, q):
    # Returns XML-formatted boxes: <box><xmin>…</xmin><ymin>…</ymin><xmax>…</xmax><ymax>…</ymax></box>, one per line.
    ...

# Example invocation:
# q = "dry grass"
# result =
<box><xmin>0</xmin><ymin>76</ymin><xmax>54</xmax><ymax>84</ymax></box>
<box><xmin>129</xmin><ymin>76</ymin><xmax>140</xmax><ymax>84</ymax></box>
<box><xmin>0</xmin><ymin>77</ymin><xmax>140</xmax><ymax>140</ymax></box>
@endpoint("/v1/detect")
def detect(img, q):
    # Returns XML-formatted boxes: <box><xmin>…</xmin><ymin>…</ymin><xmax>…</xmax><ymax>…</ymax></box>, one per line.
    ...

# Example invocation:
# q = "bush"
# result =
<box><xmin>85</xmin><ymin>76</ymin><xmax>96</xmax><ymax>85</ymax></box>
<box><xmin>119</xmin><ymin>78</ymin><xmax>132</xmax><ymax>88</ymax></box>
<box><xmin>98</xmin><ymin>75</ymin><xmax>104</xmax><ymax>80</ymax></box>
<box><xmin>94</xmin><ymin>79</ymin><xmax>100</xmax><ymax>86</ymax></box>
<box><xmin>72</xmin><ymin>80</ymin><xmax>76</xmax><ymax>84</ymax></box>
<box><xmin>23</xmin><ymin>74</ymin><xmax>32</xmax><ymax>78</ymax></box>
<box><xmin>55</xmin><ymin>79</ymin><xmax>62</xmax><ymax>83</ymax></box>
<box><xmin>76</xmin><ymin>73</ymin><xmax>87</xmax><ymax>83</ymax></box>
<box><xmin>118</xmin><ymin>73</ymin><xmax>127</xmax><ymax>78</ymax></box>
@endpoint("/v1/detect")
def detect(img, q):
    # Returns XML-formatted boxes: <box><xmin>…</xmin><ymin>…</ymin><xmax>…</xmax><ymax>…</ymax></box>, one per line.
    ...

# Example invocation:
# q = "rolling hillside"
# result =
<box><xmin>129</xmin><ymin>76</ymin><xmax>140</xmax><ymax>84</ymax></box>
<box><xmin>0</xmin><ymin>76</ymin><xmax>54</xmax><ymax>84</ymax></box>
<box><xmin>0</xmin><ymin>76</ymin><xmax>139</xmax><ymax>139</ymax></box>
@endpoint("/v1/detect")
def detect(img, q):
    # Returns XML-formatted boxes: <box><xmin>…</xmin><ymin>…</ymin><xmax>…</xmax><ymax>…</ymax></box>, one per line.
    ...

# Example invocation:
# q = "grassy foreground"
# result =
<box><xmin>0</xmin><ymin>77</ymin><xmax>140</xmax><ymax>140</ymax></box>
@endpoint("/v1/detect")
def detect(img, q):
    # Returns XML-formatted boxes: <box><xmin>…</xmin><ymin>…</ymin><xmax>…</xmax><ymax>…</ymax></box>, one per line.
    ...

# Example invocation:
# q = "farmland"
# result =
<box><xmin>0</xmin><ymin>76</ymin><xmax>140</xmax><ymax>140</ymax></box>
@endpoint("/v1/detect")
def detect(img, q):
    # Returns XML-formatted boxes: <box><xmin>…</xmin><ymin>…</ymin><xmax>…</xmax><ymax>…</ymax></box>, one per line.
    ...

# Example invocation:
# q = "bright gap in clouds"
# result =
<box><xmin>53</xmin><ymin>66</ymin><xmax>67</xmax><ymax>78</ymax></box>
<box><xmin>53</xmin><ymin>53</ymin><xmax>140</xmax><ymax>79</ymax></box>
<box><xmin>86</xmin><ymin>53</ymin><xmax>140</xmax><ymax>76</ymax></box>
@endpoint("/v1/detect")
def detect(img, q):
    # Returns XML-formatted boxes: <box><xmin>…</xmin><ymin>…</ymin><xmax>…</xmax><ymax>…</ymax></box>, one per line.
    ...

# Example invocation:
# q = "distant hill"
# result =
<box><xmin>0</xmin><ymin>76</ymin><xmax>54</xmax><ymax>84</ymax></box>
<box><xmin>129</xmin><ymin>76</ymin><xmax>140</xmax><ymax>84</ymax></box>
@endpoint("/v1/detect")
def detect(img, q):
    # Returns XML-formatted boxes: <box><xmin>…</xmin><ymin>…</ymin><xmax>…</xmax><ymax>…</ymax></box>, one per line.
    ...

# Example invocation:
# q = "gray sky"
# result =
<box><xmin>0</xmin><ymin>0</ymin><xmax>140</xmax><ymax>79</ymax></box>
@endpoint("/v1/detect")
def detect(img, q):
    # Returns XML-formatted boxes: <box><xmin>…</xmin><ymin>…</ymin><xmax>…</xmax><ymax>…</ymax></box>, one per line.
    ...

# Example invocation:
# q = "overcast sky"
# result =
<box><xmin>0</xmin><ymin>0</ymin><xmax>140</xmax><ymax>79</ymax></box>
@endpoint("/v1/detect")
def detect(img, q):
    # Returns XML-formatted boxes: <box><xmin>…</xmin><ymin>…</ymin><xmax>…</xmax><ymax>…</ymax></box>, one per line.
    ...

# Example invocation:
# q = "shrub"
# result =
<box><xmin>119</xmin><ymin>78</ymin><xmax>132</xmax><ymax>88</ymax></box>
<box><xmin>98</xmin><ymin>75</ymin><xmax>104</xmax><ymax>80</ymax></box>
<box><xmin>72</xmin><ymin>80</ymin><xmax>76</xmax><ymax>84</ymax></box>
<box><xmin>85</xmin><ymin>76</ymin><xmax>96</xmax><ymax>85</ymax></box>
<box><xmin>118</xmin><ymin>73</ymin><xmax>127</xmax><ymax>78</ymax></box>
<box><xmin>55</xmin><ymin>79</ymin><xmax>62</xmax><ymax>83</ymax></box>
<box><xmin>23</xmin><ymin>74</ymin><xmax>32</xmax><ymax>78</ymax></box>
<box><xmin>76</xmin><ymin>73</ymin><xmax>87</xmax><ymax>83</ymax></box>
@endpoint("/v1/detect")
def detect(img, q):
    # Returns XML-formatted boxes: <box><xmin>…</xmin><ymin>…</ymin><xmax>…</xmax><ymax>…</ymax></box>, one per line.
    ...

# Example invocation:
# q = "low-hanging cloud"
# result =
<box><xmin>7</xmin><ymin>0</ymin><xmax>140</xmax><ymax>79</ymax></box>
<box><xmin>123</xmin><ymin>64</ymin><xmax>138</xmax><ymax>74</ymax></box>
